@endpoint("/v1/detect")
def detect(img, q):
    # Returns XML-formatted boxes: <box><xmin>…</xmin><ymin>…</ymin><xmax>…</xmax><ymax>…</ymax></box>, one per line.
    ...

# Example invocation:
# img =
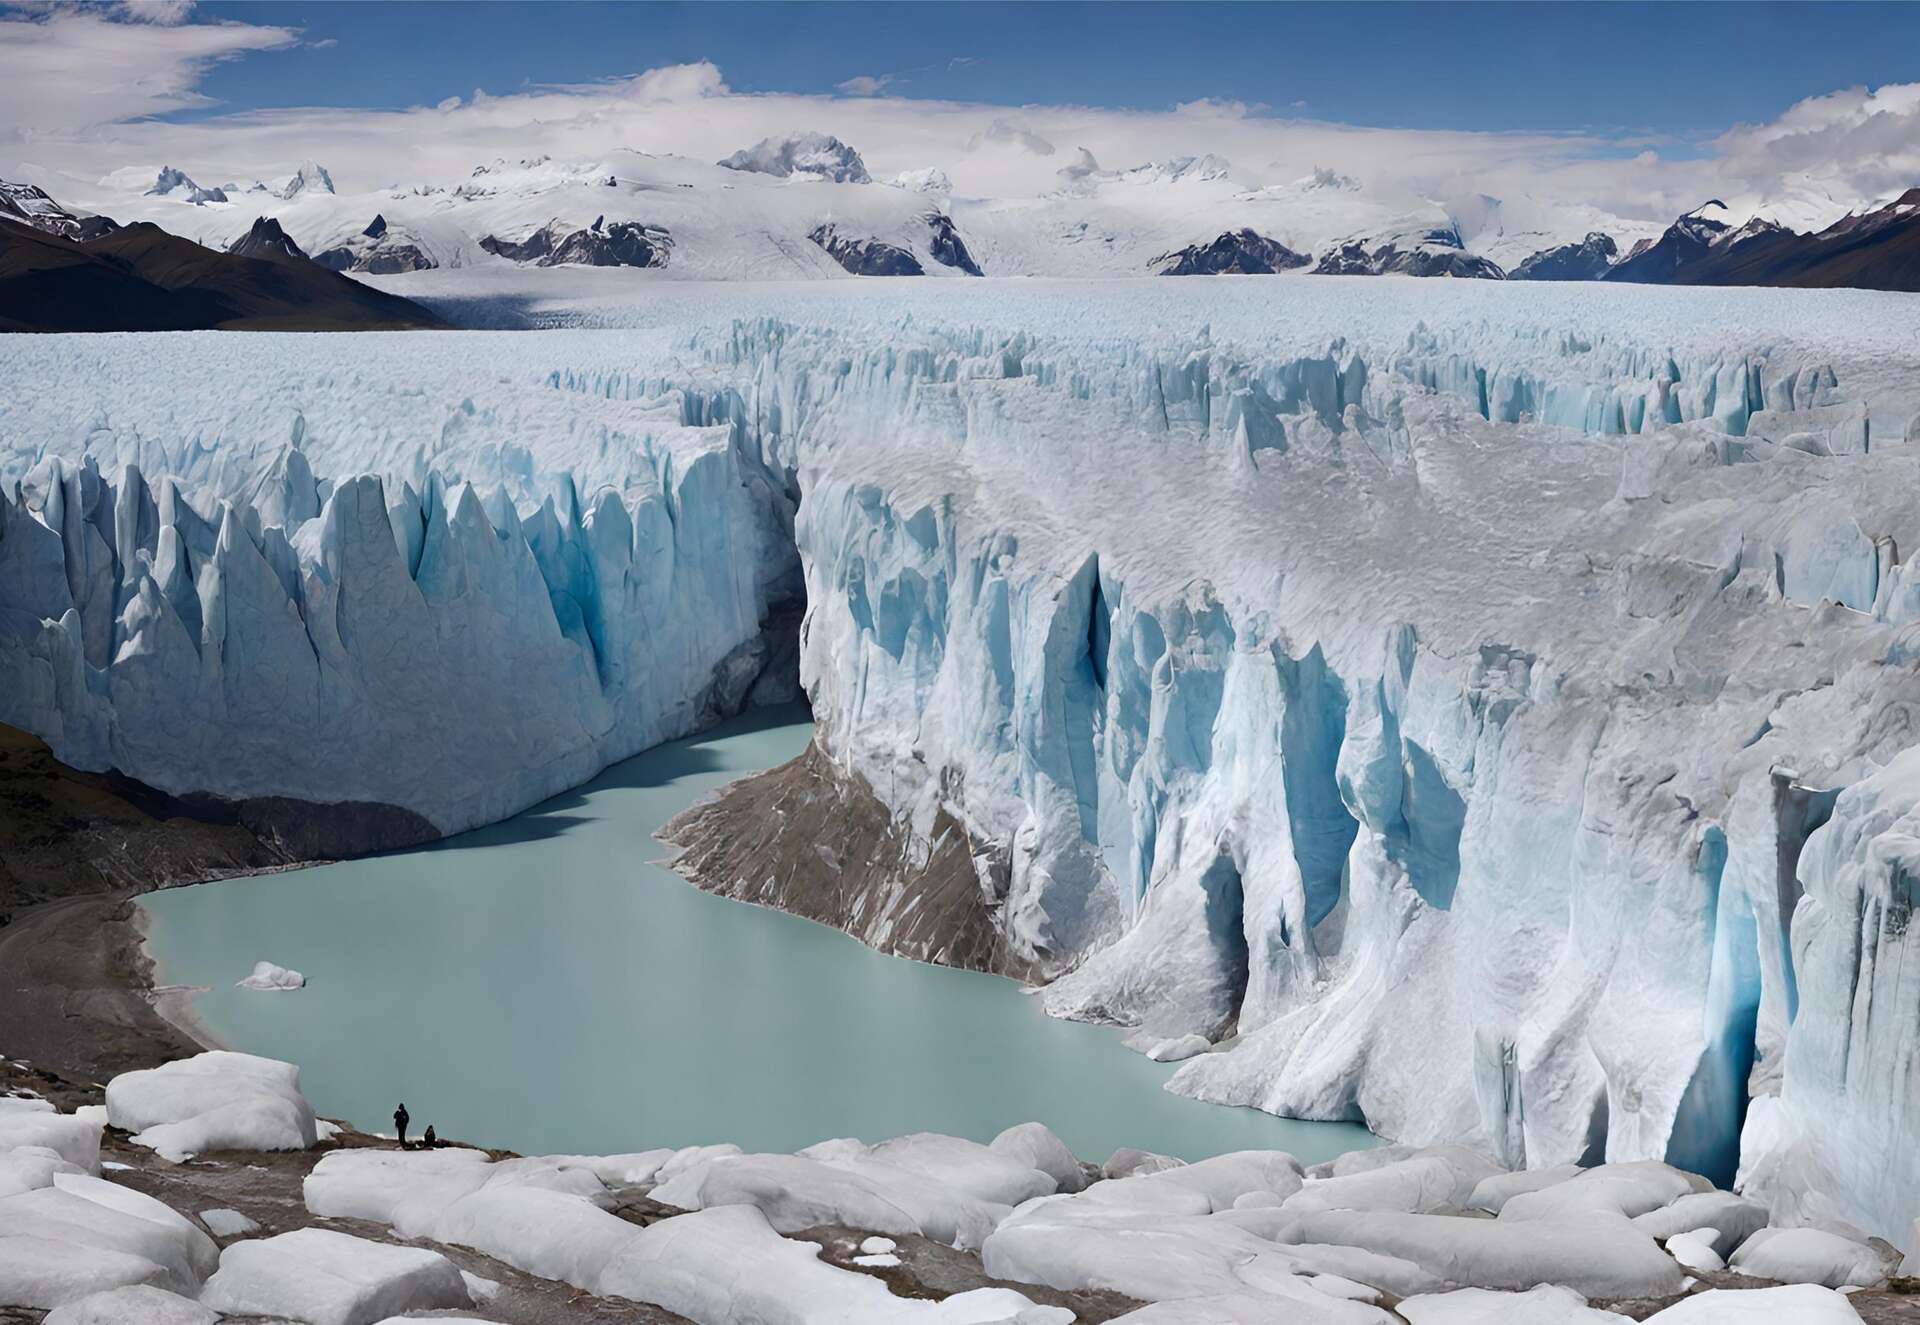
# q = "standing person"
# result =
<box><xmin>393</xmin><ymin>1102</ymin><xmax>410</xmax><ymax>1148</ymax></box>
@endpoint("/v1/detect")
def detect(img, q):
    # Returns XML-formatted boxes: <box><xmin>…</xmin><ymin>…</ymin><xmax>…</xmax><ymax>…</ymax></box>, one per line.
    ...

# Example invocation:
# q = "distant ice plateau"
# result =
<box><xmin>4</xmin><ymin>278</ymin><xmax>1920</xmax><ymax>1243</ymax></box>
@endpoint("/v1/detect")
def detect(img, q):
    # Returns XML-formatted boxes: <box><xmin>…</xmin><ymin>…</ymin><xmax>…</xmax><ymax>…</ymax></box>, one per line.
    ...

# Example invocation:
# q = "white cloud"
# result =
<box><xmin>0</xmin><ymin>15</ymin><xmax>1913</xmax><ymax>233</ymax></box>
<box><xmin>0</xmin><ymin>6</ymin><xmax>296</xmax><ymax>133</ymax></box>
<box><xmin>616</xmin><ymin>59</ymin><xmax>727</xmax><ymax>103</ymax></box>
<box><xmin>1056</xmin><ymin>146</ymin><xmax>1101</xmax><ymax>182</ymax></box>
<box><xmin>966</xmin><ymin>117</ymin><xmax>1055</xmax><ymax>156</ymax></box>
<box><xmin>837</xmin><ymin>73</ymin><xmax>894</xmax><ymax>97</ymax></box>
<box><xmin>1710</xmin><ymin>82</ymin><xmax>1920</xmax><ymax>206</ymax></box>
<box><xmin>118</xmin><ymin>0</ymin><xmax>194</xmax><ymax>23</ymax></box>
<box><xmin>1174</xmin><ymin>97</ymin><xmax>1265</xmax><ymax>120</ymax></box>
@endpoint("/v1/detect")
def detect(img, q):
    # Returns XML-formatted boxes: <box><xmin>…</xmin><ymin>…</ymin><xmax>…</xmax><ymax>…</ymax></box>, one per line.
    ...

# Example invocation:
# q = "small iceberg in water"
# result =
<box><xmin>236</xmin><ymin>961</ymin><xmax>306</xmax><ymax>992</ymax></box>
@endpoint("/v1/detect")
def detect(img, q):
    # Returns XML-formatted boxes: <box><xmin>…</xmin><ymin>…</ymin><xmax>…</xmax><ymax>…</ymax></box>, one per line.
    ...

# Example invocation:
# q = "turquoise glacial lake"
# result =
<box><xmin>143</xmin><ymin>705</ymin><xmax>1373</xmax><ymax>1166</ymax></box>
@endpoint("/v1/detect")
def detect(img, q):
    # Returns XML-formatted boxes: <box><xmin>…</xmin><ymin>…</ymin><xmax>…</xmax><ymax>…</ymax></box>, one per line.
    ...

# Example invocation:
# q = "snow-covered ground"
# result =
<box><xmin>1</xmin><ymin>1048</ymin><xmax>1910</xmax><ymax>1323</ymax></box>
<box><xmin>4</xmin><ymin>277</ymin><xmax>1920</xmax><ymax>1242</ymax></box>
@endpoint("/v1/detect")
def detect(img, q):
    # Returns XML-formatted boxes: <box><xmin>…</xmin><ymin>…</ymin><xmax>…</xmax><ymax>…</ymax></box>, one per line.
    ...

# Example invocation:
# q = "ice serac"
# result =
<box><xmin>1734</xmin><ymin>747</ymin><xmax>1920</xmax><ymax>1240</ymax></box>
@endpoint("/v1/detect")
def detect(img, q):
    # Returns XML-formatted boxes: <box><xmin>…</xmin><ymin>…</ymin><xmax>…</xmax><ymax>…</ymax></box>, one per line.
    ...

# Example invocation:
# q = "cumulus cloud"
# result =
<box><xmin>1710</xmin><ymin>82</ymin><xmax>1920</xmax><ymax>206</ymax></box>
<box><xmin>966</xmin><ymin>117</ymin><xmax>1055</xmax><ymax>156</ymax></box>
<box><xmin>837</xmin><ymin>73</ymin><xmax>894</xmax><ymax>97</ymax></box>
<box><xmin>617</xmin><ymin>59</ymin><xmax>727</xmax><ymax>102</ymax></box>
<box><xmin>0</xmin><ymin>5</ymin><xmax>297</xmax><ymax>133</ymax></box>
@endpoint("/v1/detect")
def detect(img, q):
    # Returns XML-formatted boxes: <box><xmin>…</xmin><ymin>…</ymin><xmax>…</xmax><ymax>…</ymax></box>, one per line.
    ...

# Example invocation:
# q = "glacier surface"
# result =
<box><xmin>5</xmin><ymin>278</ymin><xmax>1920</xmax><ymax>1239</ymax></box>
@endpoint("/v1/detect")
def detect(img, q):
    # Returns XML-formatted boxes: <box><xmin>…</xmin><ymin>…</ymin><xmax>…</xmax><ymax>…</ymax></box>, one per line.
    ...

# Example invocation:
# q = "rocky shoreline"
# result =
<box><xmin>4</xmin><ymin>1047</ymin><xmax>1920</xmax><ymax>1324</ymax></box>
<box><xmin>0</xmin><ymin>722</ymin><xmax>343</xmax><ymax>1083</ymax></box>
<box><xmin>661</xmin><ymin>741</ymin><xmax>1044</xmax><ymax>982</ymax></box>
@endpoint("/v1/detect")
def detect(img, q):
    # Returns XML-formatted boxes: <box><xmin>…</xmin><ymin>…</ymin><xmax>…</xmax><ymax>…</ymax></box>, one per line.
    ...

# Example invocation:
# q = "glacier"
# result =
<box><xmin>4</xmin><ymin>278</ymin><xmax>1920</xmax><ymax>1241</ymax></box>
<box><xmin>0</xmin><ymin>330</ymin><xmax>791</xmax><ymax>836</ymax></box>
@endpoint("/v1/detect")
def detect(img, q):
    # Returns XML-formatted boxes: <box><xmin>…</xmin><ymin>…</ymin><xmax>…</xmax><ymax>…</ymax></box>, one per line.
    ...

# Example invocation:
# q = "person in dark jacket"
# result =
<box><xmin>422</xmin><ymin>1124</ymin><xmax>437</xmax><ymax>1149</ymax></box>
<box><xmin>394</xmin><ymin>1102</ymin><xmax>410</xmax><ymax>1148</ymax></box>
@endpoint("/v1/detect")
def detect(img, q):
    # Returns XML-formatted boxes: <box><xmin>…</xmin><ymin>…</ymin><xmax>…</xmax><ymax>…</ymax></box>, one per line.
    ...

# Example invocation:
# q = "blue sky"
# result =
<box><xmin>189</xmin><ymin>1</ymin><xmax>1919</xmax><ymax>142</ymax></box>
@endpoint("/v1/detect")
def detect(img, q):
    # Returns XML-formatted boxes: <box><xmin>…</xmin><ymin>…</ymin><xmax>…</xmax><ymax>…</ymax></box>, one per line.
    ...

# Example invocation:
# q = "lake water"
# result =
<box><xmin>142</xmin><ymin>705</ymin><xmax>1373</xmax><ymax>1167</ymax></box>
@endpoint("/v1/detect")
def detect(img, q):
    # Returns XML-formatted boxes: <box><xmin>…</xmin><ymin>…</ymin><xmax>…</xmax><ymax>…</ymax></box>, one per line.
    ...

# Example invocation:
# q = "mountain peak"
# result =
<box><xmin>1122</xmin><ymin>154</ymin><xmax>1232</xmax><ymax>185</ymax></box>
<box><xmin>279</xmin><ymin>161</ymin><xmax>336</xmax><ymax>201</ymax></box>
<box><xmin>0</xmin><ymin>177</ymin><xmax>115</xmax><ymax>241</ymax></box>
<box><xmin>1298</xmin><ymin>166</ymin><xmax>1361</xmax><ymax>192</ymax></box>
<box><xmin>889</xmin><ymin>168</ymin><xmax>953</xmax><ymax>194</ymax></box>
<box><xmin>147</xmin><ymin>167</ymin><xmax>227</xmax><ymax>206</ymax></box>
<box><xmin>228</xmin><ymin>215</ymin><xmax>309</xmax><ymax>263</ymax></box>
<box><xmin>718</xmin><ymin>133</ymin><xmax>870</xmax><ymax>184</ymax></box>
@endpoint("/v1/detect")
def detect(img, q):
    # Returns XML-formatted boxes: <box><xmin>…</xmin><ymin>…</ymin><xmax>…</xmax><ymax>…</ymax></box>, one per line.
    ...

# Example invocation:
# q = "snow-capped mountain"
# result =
<box><xmin>0</xmin><ymin>177</ymin><xmax>114</xmax><ymax>241</ymax></box>
<box><xmin>718</xmin><ymin>132</ymin><xmax>871</xmax><ymax>184</ymax></box>
<box><xmin>278</xmin><ymin>160</ymin><xmax>336</xmax><ymax>201</ymax></box>
<box><xmin>1712</xmin><ymin>175</ymin><xmax>1863</xmax><ymax>236</ymax></box>
<box><xmin>310</xmin><ymin>212</ymin><xmax>439</xmax><ymax>273</ymax></box>
<box><xmin>1604</xmin><ymin>201</ymin><xmax>1741</xmax><ymax>283</ymax></box>
<box><xmin>1155</xmin><ymin>228</ymin><xmax>1308</xmax><ymax>275</ymax></box>
<box><xmin>1051</xmin><ymin>150</ymin><xmax>1238</xmax><ymax>195</ymax></box>
<box><xmin>1445</xmin><ymin>192</ymin><xmax>1664</xmax><ymax>276</ymax></box>
<box><xmin>1121</xmin><ymin>153</ymin><xmax>1235</xmax><ymax>186</ymax></box>
<box><xmin>21</xmin><ymin>150</ymin><xmax>1920</xmax><ymax>290</ymax></box>
<box><xmin>1313</xmin><ymin>220</ymin><xmax>1505</xmax><ymax>278</ymax></box>
<box><xmin>1510</xmin><ymin>232</ymin><xmax>1619</xmax><ymax>281</ymax></box>
<box><xmin>888</xmin><ymin>167</ymin><xmax>953</xmax><ymax>194</ymax></box>
<box><xmin>481</xmin><ymin>214</ymin><xmax>671</xmax><ymax>269</ymax></box>
<box><xmin>146</xmin><ymin>166</ymin><xmax>227</xmax><ymax>206</ymax></box>
<box><xmin>1605</xmin><ymin>188</ymin><xmax>1920</xmax><ymax>292</ymax></box>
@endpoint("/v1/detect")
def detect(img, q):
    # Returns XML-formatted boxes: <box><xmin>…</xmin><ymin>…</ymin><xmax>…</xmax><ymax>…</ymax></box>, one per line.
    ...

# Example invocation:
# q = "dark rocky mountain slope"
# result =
<box><xmin>0</xmin><ymin>214</ymin><xmax>446</xmax><ymax>332</ymax></box>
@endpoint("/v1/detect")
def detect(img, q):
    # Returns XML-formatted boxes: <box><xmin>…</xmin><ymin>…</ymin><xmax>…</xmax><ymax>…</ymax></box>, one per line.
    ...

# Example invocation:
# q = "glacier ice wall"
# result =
<box><xmin>671</xmin><ymin>292</ymin><xmax>1920</xmax><ymax>1237</ymax></box>
<box><xmin>5</xmin><ymin>284</ymin><xmax>1920</xmax><ymax>1237</ymax></box>
<box><xmin>0</xmin><ymin>351</ymin><xmax>784</xmax><ymax>835</ymax></box>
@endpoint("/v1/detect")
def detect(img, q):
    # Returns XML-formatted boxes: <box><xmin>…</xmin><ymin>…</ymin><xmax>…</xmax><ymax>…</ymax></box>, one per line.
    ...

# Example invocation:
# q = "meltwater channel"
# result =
<box><xmin>142</xmin><ymin>705</ymin><xmax>1374</xmax><ymax>1166</ymax></box>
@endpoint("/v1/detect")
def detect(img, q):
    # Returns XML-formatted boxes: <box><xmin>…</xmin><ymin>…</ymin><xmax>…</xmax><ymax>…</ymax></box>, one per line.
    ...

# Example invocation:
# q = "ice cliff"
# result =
<box><xmin>0</xmin><ymin>337</ymin><xmax>790</xmax><ymax>837</ymax></box>
<box><xmin>4</xmin><ymin>281</ymin><xmax>1920</xmax><ymax>1241</ymax></box>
